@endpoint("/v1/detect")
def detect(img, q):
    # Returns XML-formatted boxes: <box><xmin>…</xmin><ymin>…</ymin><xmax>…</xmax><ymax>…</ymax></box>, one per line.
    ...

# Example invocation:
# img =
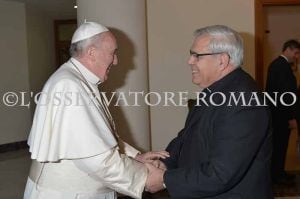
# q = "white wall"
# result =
<box><xmin>0</xmin><ymin>0</ymin><xmax>31</xmax><ymax>144</ymax></box>
<box><xmin>147</xmin><ymin>0</ymin><xmax>255</xmax><ymax>150</ymax></box>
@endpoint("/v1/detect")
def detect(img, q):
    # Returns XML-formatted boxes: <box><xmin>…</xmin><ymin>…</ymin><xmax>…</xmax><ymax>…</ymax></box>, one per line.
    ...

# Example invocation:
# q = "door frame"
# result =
<box><xmin>255</xmin><ymin>0</ymin><xmax>300</xmax><ymax>88</ymax></box>
<box><xmin>54</xmin><ymin>19</ymin><xmax>77</xmax><ymax>67</ymax></box>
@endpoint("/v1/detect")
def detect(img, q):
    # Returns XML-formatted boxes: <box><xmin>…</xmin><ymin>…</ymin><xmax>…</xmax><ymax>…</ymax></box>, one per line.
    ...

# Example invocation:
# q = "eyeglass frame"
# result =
<box><xmin>189</xmin><ymin>50</ymin><xmax>230</xmax><ymax>59</ymax></box>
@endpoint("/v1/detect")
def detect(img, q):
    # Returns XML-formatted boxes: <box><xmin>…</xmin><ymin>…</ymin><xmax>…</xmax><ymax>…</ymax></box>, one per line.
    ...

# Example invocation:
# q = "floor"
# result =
<box><xmin>273</xmin><ymin>175</ymin><xmax>300</xmax><ymax>198</ymax></box>
<box><xmin>1</xmin><ymin>149</ymin><xmax>300</xmax><ymax>199</ymax></box>
<box><xmin>0</xmin><ymin>149</ymin><xmax>31</xmax><ymax>199</ymax></box>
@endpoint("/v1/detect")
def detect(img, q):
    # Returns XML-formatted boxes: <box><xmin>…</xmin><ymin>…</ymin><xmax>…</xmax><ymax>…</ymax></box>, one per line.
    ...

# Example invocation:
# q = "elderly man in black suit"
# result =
<box><xmin>145</xmin><ymin>25</ymin><xmax>272</xmax><ymax>199</ymax></box>
<box><xmin>266</xmin><ymin>39</ymin><xmax>300</xmax><ymax>185</ymax></box>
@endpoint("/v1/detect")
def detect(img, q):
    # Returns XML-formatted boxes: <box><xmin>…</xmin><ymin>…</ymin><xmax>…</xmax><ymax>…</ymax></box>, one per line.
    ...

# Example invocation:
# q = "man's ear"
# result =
<box><xmin>219</xmin><ymin>53</ymin><xmax>230</xmax><ymax>70</ymax></box>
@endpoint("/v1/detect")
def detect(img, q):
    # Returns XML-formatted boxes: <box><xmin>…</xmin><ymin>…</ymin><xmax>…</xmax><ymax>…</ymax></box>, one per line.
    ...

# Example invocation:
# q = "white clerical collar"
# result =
<box><xmin>70</xmin><ymin>58</ymin><xmax>101</xmax><ymax>85</ymax></box>
<box><xmin>280</xmin><ymin>54</ymin><xmax>289</xmax><ymax>62</ymax></box>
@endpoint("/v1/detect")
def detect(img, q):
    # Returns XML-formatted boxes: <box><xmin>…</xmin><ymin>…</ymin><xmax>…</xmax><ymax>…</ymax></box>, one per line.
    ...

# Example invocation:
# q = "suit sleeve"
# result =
<box><xmin>164</xmin><ymin>106</ymin><xmax>269</xmax><ymax>198</ymax></box>
<box><xmin>162</xmin><ymin>129</ymin><xmax>184</xmax><ymax>169</ymax></box>
<box><xmin>73</xmin><ymin>147</ymin><xmax>147</xmax><ymax>199</ymax></box>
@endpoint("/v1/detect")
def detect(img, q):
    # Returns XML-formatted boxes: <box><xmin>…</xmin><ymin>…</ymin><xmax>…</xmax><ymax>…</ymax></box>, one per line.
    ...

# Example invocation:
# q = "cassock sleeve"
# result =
<box><xmin>73</xmin><ymin>147</ymin><xmax>147</xmax><ymax>199</ymax></box>
<box><xmin>118</xmin><ymin>139</ymin><xmax>140</xmax><ymax>158</ymax></box>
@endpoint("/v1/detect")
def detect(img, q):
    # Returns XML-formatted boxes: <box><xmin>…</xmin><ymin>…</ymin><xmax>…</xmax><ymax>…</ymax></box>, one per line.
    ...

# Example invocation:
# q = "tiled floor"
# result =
<box><xmin>1</xmin><ymin>149</ymin><xmax>300</xmax><ymax>199</ymax></box>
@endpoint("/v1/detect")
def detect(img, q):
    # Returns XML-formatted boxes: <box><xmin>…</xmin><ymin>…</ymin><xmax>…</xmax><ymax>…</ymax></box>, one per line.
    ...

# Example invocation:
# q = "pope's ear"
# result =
<box><xmin>87</xmin><ymin>46</ymin><xmax>97</xmax><ymax>60</ymax></box>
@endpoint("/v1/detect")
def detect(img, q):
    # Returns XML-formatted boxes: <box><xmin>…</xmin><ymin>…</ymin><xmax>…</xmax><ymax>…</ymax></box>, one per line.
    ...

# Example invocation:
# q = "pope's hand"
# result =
<box><xmin>145</xmin><ymin>163</ymin><xmax>165</xmax><ymax>193</ymax></box>
<box><xmin>135</xmin><ymin>151</ymin><xmax>169</xmax><ymax>163</ymax></box>
<box><xmin>150</xmin><ymin>160</ymin><xmax>167</xmax><ymax>170</ymax></box>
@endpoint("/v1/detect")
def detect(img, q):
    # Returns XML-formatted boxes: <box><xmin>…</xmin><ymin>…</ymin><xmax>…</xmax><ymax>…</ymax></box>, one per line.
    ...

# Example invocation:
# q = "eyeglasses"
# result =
<box><xmin>189</xmin><ymin>50</ymin><xmax>226</xmax><ymax>58</ymax></box>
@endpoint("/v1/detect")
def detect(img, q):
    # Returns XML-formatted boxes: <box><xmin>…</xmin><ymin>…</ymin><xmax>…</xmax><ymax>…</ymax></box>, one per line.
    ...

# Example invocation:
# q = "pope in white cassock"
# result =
<box><xmin>23</xmin><ymin>22</ymin><xmax>168</xmax><ymax>199</ymax></box>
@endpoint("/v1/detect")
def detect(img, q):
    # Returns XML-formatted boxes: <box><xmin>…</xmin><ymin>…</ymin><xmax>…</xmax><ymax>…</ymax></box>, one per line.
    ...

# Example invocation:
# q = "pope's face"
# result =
<box><xmin>93</xmin><ymin>32</ymin><xmax>118</xmax><ymax>82</ymax></box>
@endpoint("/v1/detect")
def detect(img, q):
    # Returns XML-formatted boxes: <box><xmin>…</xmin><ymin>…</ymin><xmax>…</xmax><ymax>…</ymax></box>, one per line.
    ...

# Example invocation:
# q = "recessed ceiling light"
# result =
<box><xmin>74</xmin><ymin>5</ymin><xmax>78</xmax><ymax>9</ymax></box>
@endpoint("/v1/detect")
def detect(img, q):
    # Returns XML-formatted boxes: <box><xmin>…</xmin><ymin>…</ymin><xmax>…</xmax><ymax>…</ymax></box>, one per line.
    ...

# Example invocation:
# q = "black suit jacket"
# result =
<box><xmin>266</xmin><ymin>56</ymin><xmax>297</xmax><ymax>123</ymax></box>
<box><xmin>163</xmin><ymin>68</ymin><xmax>272</xmax><ymax>199</ymax></box>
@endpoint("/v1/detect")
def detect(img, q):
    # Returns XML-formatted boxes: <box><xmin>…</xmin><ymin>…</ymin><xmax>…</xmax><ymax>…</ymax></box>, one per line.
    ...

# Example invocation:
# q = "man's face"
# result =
<box><xmin>188</xmin><ymin>35</ymin><xmax>222</xmax><ymax>88</ymax></box>
<box><xmin>93</xmin><ymin>32</ymin><xmax>118</xmax><ymax>82</ymax></box>
<box><xmin>286</xmin><ymin>47</ymin><xmax>300</xmax><ymax>63</ymax></box>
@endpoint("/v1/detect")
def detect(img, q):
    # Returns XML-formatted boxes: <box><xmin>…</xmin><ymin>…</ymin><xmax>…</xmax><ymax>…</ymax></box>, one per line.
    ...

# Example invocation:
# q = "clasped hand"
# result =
<box><xmin>135</xmin><ymin>151</ymin><xmax>169</xmax><ymax>193</ymax></box>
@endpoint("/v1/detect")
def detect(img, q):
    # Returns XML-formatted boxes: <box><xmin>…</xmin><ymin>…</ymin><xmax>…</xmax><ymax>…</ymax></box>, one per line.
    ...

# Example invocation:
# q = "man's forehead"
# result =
<box><xmin>289</xmin><ymin>47</ymin><xmax>300</xmax><ymax>54</ymax></box>
<box><xmin>192</xmin><ymin>35</ymin><xmax>211</xmax><ymax>50</ymax></box>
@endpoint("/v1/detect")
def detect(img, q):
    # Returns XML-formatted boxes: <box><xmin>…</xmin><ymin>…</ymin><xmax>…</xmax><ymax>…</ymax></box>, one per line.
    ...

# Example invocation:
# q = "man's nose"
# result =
<box><xmin>188</xmin><ymin>56</ymin><xmax>195</xmax><ymax>65</ymax></box>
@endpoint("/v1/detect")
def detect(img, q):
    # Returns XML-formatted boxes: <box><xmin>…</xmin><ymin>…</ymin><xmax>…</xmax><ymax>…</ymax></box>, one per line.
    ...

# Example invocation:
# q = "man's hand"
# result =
<box><xmin>145</xmin><ymin>163</ymin><xmax>165</xmax><ymax>193</ymax></box>
<box><xmin>135</xmin><ymin>151</ymin><xmax>169</xmax><ymax>163</ymax></box>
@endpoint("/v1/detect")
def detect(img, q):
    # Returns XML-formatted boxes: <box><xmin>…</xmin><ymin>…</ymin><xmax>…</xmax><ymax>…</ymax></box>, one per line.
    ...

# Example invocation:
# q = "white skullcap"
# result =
<box><xmin>71</xmin><ymin>22</ymin><xmax>109</xmax><ymax>44</ymax></box>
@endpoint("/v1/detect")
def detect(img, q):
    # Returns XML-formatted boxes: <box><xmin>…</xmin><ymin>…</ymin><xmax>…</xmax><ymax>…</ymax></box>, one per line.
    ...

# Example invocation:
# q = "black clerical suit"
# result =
<box><xmin>163</xmin><ymin>68</ymin><xmax>272</xmax><ymax>199</ymax></box>
<box><xmin>266</xmin><ymin>56</ymin><xmax>297</xmax><ymax>181</ymax></box>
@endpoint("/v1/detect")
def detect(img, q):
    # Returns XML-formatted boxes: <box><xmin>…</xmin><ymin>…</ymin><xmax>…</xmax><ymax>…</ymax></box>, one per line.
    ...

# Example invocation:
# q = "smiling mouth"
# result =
<box><xmin>192</xmin><ymin>70</ymin><xmax>198</xmax><ymax>74</ymax></box>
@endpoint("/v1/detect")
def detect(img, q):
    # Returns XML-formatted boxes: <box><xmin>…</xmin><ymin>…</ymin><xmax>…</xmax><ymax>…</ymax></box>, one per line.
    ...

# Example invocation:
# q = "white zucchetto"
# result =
<box><xmin>71</xmin><ymin>22</ymin><xmax>109</xmax><ymax>44</ymax></box>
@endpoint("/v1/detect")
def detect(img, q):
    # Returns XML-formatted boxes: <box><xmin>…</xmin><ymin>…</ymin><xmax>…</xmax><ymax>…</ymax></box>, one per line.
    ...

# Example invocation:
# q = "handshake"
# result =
<box><xmin>135</xmin><ymin>151</ymin><xmax>169</xmax><ymax>193</ymax></box>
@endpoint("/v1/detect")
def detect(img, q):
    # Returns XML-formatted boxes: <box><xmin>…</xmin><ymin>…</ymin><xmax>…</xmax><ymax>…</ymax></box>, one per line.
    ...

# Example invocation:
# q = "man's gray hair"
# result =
<box><xmin>194</xmin><ymin>25</ymin><xmax>244</xmax><ymax>67</ymax></box>
<box><xmin>69</xmin><ymin>34</ymin><xmax>102</xmax><ymax>58</ymax></box>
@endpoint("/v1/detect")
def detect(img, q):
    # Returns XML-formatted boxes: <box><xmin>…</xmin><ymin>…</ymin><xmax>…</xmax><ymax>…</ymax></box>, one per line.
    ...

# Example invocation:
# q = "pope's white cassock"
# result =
<box><xmin>23</xmin><ymin>58</ymin><xmax>147</xmax><ymax>199</ymax></box>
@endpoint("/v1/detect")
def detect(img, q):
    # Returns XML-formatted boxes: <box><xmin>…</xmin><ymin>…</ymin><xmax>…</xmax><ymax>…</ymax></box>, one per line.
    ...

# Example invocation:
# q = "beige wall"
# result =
<box><xmin>0</xmin><ymin>0</ymin><xmax>31</xmax><ymax>144</ymax></box>
<box><xmin>147</xmin><ymin>0</ymin><xmax>255</xmax><ymax>150</ymax></box>
<box><xmin>0</xmin><ymin>0</ymin><xmax>75</xmax><ymax>145</ymax></box>
<box><xmin>26</xmin><ymin>3</ymin><xmax>56</xmax><ymax>100</ymax></box>
<box><xmin>77</xmin><ymin>0</ymin><xmax>151</xmax><ymax>151</ymax></box>
<box><xmin>26</xmin><ymin>2</ymin><xmax>76</xmax><ymax>110</ymax></box>
<box><xmin>0</xmin><ymin>0</ymin><xmax>257</xmax><ymax>149</ymax></box>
